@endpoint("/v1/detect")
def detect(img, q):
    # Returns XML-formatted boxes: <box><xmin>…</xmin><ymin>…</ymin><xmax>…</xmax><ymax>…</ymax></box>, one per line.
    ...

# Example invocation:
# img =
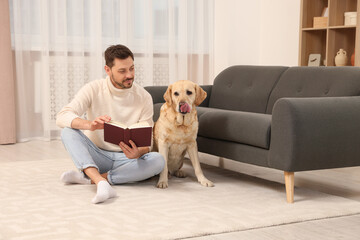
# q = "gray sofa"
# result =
<box><xmin>145</xmin><ymin>65</ymin><xmax>360</xmax><ymax>203</ymax></box>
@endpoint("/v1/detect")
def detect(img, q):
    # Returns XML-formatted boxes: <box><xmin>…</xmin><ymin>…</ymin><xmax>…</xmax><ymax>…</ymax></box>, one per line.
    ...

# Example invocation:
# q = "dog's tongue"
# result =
<box><xmin>180</xmin><ymin>103</ymin><xmax>191</xmax><ymax>113</ymax></box>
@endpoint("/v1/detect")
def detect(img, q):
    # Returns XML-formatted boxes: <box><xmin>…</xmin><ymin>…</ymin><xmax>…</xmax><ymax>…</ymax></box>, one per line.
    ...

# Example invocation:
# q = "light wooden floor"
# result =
<box><xmin>1</xmin><ymin>140</ymin><xmax>360</xmax><ymax>239</ymax></box>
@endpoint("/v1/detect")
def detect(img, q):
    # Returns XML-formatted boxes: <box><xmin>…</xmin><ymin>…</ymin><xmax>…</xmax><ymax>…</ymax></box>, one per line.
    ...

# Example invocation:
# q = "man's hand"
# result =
<box><xmin>88</xmin><ymin>115</ymin><xmax>111</xmax><ymax>131</ymax></box>
<box><xmin>119</xmin><ymin>140</ymin><xmax>149</xmax><ymax>159</ymax></box>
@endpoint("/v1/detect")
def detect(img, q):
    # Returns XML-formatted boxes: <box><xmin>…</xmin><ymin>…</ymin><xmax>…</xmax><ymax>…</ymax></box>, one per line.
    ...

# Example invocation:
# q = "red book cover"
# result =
<box><xmin>104</xmin><ymin>121</ymin><xmax>152</xmax><ymax>147</ymax></box>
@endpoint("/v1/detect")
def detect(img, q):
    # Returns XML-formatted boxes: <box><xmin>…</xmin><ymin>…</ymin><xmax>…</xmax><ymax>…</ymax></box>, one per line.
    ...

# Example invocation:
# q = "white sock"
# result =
<box><xmin>60</xmin><ymin>170</ymin><xmax>91</xmax><ymax>185</ymax></box>
<box><xmin>92</xmin><ymin>180</ymin><xmax>117</xmax><ymax>204</ymax></box>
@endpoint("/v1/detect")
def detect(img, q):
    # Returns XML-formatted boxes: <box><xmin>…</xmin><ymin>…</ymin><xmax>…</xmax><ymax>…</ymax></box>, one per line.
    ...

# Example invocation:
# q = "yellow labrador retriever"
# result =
<box><xmin>154</xmin><ymin>80</ymin><xmax>214</xmax><ymax>188</ymax></box>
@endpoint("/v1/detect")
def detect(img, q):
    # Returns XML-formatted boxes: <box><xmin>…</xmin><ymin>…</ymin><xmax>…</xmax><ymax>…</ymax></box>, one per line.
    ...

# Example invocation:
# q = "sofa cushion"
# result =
<box><xmin>208</xmin><ymin>65</ymin><xmax>288</xmax><ymax>113</ymax></box>
<box><xmin>266</xmin><ymin>66</ymin><xmax>360</xmax><ymax>114</ymax></box>
<box><xmin>197</xmin><ymin>107</ymin><xmax>271</xmax><ymax>149</ymax></box>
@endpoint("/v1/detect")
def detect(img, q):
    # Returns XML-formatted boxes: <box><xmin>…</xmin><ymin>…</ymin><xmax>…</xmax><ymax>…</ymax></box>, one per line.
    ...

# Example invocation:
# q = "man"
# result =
<box><xmin>56</xmin><ymin>44</ymin><xmax>165</xmax><ymax>204</ymax></box>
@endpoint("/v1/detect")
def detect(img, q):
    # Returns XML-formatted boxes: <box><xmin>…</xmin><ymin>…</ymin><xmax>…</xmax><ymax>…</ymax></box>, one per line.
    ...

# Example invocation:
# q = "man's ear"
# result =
<box><xmin>104</xmin><ymin>65</ymin><xmax>111</xmax><ymax>76</ymax></box>
<box><xmin>194</xmin><ymin>85</ymin><xmax>207</xmax><ymax>106</ymax></box>
<box><xmin>164</xmin><ymin>85</ymin><xmax>172</xmax><ymax>104</ymax></box>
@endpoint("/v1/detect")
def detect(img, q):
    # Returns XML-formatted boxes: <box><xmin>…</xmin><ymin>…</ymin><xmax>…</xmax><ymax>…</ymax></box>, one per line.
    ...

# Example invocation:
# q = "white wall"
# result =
<box><xmin>214</xmin><ymin>0</ymin><xmax>300</xmax><ymax>77</ymax></box>
<box><xmin>259</xmin><ymin>0</ymin><xmax>300</xmax><ymax>66</ymax></box>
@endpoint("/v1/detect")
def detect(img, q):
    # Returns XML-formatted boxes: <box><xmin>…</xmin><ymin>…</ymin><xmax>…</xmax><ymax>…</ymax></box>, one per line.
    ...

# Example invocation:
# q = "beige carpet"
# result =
<box><xmin>1</xmin><ymin>159</ymin><xmax>360</xmax><ymax>240</ymax></box>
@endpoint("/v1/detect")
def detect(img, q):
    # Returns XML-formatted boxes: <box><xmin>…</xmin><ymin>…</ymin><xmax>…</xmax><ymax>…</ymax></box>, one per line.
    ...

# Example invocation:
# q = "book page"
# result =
<box><xmin>129</xmin><ymin>121</ymin><xmax>151</xmax><ymax>129</ymax></box>
<box><xmin>107</xmin><ymin>120</ymin><xmax>127</xmax><ymax>129</ymax></box>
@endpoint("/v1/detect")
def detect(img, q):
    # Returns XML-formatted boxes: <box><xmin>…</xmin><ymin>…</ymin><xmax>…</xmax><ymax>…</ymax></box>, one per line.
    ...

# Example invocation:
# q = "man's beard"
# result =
<box><xmin>111</xmin><ymin>73</ymin><xmax>134</xmax><ymax>89</ymax></box>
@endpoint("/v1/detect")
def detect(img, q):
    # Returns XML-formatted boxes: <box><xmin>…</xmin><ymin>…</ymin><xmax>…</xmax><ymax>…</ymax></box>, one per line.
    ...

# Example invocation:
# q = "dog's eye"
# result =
<box><xmin>174</xmin><ymin>92</ymin><xmax>179</xmax><ymax>96</ymax></box>
<box><xmin>186</xmin><ymin>90</ymin><xmax>192</xmax><ymax>95</ymax></box>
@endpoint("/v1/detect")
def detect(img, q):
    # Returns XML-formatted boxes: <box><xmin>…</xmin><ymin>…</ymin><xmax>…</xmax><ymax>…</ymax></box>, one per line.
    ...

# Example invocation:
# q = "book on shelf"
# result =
<box><xmin>104</xmin><ymin>120</ymin><xmax>152</xmax><ymax>147</ymax></box>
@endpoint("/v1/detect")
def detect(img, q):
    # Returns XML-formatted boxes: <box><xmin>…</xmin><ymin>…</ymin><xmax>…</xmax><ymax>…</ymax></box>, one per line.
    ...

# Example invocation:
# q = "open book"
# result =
<box><xmin>104</xmin><ymin>120</ymin><xmax>152</xmax><ymax>147</ymax></box>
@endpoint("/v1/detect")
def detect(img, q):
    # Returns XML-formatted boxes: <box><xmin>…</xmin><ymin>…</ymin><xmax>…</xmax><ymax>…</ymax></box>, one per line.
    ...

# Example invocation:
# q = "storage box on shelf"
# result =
<box><xmin>313</xmin><ymin>17</ymin><xmax>328</xmax><ymax>28</ymax></box>
<box><xmin>345</xmin><ymin>12</ymin><xmax>357</xmax><ymax>26</ymax></box>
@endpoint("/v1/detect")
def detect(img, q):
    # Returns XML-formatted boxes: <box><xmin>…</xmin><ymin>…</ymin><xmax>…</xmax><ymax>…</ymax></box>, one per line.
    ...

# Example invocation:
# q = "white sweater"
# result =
<box><xmin>56</xmin><ymin>76</ymin><xmax>154</xmax><ymax>152</ymax></box>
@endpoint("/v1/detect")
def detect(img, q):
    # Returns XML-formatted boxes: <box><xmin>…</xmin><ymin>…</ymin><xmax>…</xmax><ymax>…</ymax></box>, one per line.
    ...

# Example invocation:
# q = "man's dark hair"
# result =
<box><xmin>105</xmin><ymin>44</ymin><xmax>134</xmax><ymax>68</ymax></box>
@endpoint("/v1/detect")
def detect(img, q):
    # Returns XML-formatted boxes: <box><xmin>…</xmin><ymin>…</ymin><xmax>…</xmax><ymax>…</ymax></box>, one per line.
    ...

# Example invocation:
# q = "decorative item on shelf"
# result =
<box><xmin>351</xmin><ymin>48</ymin><xmax>355</xmax><ymax>66</ymax></box>
<box><xmin>308</xmin><ymin>54</ymin><xmax>321</xmax><ymax>66</ymax></box>
<box><xmin>344</xmin><ymin>12</ymin><xmax>357</xmax><ymax>26</ymax></box>
<box><xmin>313</xmin><ymin>7</ymin><xmax>328</xmax><ymax>28</ymax></box>
<box><xmin>322</xmin><ymin>7</ymin><xmax>329</xmax><ymax>17</ymax></box>
<box><xmin>335</xmin><ymin>49</ymin><xmax>348</xmax><ymax>66</ymax></box>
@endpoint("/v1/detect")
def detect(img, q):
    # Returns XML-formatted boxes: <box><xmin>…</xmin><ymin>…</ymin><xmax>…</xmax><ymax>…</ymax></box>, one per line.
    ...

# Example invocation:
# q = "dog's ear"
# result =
<box><xmin>163</xmin><ymin>84</ymin><xmax>172</xmax><ymax>104</ymax></box>
<box><xmin>194</xmin><ymin>85</ymin><xmax>207</xmax><ymax>106</ymax></box>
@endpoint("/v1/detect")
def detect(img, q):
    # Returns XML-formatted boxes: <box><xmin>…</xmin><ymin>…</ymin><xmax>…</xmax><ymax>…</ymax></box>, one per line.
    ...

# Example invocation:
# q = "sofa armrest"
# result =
<box><xmin>268</xmin><ymin>96</ymin><xmax>360</xmax><ymax>172</ymax></box>
<box><xmin>144</xmin><ymin>86</ymin><xmax>167</xmax><ymax>104</ymax></box>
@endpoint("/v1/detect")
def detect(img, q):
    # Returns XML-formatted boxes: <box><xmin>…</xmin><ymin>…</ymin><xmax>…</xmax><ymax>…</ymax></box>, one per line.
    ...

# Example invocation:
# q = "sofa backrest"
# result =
<box><xmin>266</xmin><ymin>67</ymin><xmax>360</xmax><ymax>114</ymax></box>
<box><xmin>208</xmin><ymin>66</ymin><xmax>288</xmax><ymax>113</ymax></box>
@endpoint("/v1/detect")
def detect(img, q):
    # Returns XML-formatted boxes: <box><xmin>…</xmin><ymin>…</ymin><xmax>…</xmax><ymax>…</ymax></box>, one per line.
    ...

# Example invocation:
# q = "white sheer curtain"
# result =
<box><xmin>9</xmin><ymin>0</ymin><xmax>214</xmax><ymax>142</ymax></box>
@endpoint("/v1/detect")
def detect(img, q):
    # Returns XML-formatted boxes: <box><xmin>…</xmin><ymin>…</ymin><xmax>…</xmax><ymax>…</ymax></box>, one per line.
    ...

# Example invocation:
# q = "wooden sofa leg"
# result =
<box><xmin>284</xmin><ymin>171</ymin><xmax>294</xmax><ymax>203</ymax></box>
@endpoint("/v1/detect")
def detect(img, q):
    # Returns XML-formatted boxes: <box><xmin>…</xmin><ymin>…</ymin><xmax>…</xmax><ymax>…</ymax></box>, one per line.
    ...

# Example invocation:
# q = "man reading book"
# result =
<box><xmin>56</xmin><ymin>44</ymin><xmax>165</xmax><ymax>204</ymax></box>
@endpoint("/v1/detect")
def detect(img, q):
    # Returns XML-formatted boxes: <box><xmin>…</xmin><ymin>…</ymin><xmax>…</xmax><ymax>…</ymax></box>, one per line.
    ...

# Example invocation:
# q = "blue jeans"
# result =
<box><xmin>61</xmin><ymin>127</ymin><xmax>165</xmax><ymax>185</ymax></box>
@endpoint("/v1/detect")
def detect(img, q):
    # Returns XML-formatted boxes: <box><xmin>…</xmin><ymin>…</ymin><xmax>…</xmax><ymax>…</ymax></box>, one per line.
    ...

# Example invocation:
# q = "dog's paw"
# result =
<box><xmin>174</xmin><ymin>170</ymin><xmax>187</xmax><ymax>178</ymax></box>
<box><xmin>157</xmin><ymin>181</ymin><xmax>168</xmax><ymax>189</ymax></box>
<box><xmin>199</xmin><ymin>178</ymin><xmax>214</xmax><ymax>187</ymax></box>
